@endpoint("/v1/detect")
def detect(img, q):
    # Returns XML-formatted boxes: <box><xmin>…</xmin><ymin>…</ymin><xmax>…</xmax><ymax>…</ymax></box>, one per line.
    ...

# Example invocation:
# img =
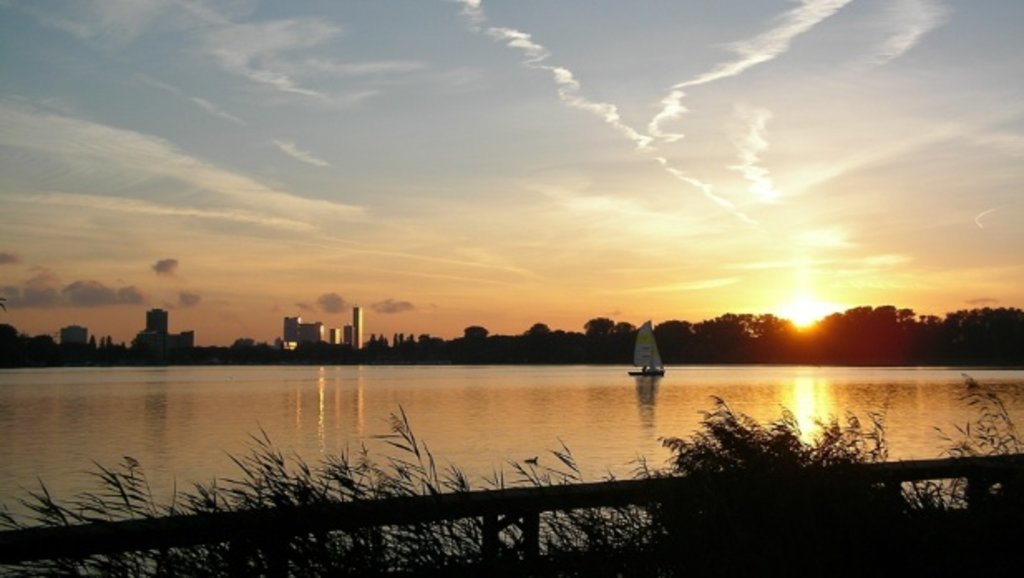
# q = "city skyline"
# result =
<box><xmin>282</xmin><ymin>305</ymin><xmax>362</xmax><ymax>348</ymax></box>
<box><xmin>2</xmin><ymin>1</ymin><xmax>1023</xmax><ymax>346</ymax></box>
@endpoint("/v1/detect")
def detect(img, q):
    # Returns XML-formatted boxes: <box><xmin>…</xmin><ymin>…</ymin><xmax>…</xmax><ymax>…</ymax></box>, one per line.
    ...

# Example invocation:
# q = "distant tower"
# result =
<box><xmin>352</xmin><ymin>306</ymin><xmax>363</xmax><ymax>350</ymax></box>
<box><xmin>283</xmin><ymin>316</ymin><xmax>301</xmax><ymax>342</ymax></box>
<box><xmin>146</xmin><ymin>309</ymin><xmax>169</xmax><ymax>334</ymax></box>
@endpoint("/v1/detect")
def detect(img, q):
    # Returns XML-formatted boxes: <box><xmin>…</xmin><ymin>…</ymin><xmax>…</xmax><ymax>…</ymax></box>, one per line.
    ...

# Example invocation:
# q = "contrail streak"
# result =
<box><xmin>655</xmin><ymin>157</ymin><xmax>756</xmax><ymax>225</ymax></box>
<box><xmin>451</xmin><ymin>0</ymin><xmax>758</xmax><ymax>224</ymax></box>
<box><xmin>974</xmin><ymin>208</ymin><xmax>996</xmax><ymax>229</ymax></box>
<box><xmin>483</xmin><ymin>26</ymin><xmax>653</xmax><ymax>150</ymax></box>
<box><xmin>870</xmin><ymin>0</ymin><xmax>949</xmax><ymax>65</ymax></box>
<box><xmin>729</xmin><ymin>107</ymin><xmax>780</xmax><ymax>202</ymax></box>
<box><xmin>648</xmin><ymin>0</ymin><xmax>853</xmax><ymax>142</ymax></box>
<box><xmin>451</xmin><ymin>1</ymin><xmax>650</xmax><ymax>150</ymax></box>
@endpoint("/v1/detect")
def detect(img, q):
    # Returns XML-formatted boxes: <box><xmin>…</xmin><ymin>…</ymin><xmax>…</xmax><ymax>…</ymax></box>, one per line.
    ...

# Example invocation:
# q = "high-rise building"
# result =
<box><xmin>283</xmin><ymin>316</ymin><xmax>301</xmax><ymax>343</ymax></box>
<box><xmin>281</xmin><ymin>315</ymin><xmax>330</xmax><ymax>348</ymax></box>
<box><xmin>60</xmin><ymin>325</ymin><xmax>88</xmax><ymax>345</ymax></box>
<box><xmin>352</xmin><ymin>306</ymin><xmax>363</xmax><ymax>349</ymax></box>
<box><xmin>136</xmin><ymin>309</ymin><xmax>193</xmax><ymax>361</ymax></box>
<box><xmin>146</xmin><ymin>308</ymin><xmax>169</xmax><ymax>334</ymax></box>
<box><xmin>328</xmin><ymin>328</ymin><xmax>343</xmax><ymax>345</ymax></box>
<box><xmin>298</xmin><ymin>322</ymin><xmax>324</xmax><ymax>344</ymax></box>
<box><xmin>343</xmin><ymin>325</ymin><xmax>353</xmax><ymax>347</ymax></box>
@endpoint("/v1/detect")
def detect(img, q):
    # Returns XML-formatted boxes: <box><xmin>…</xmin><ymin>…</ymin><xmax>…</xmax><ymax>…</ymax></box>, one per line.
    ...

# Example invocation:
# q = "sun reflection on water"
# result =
<box><xmin>787</xmin><ymin>375</ymin><xmax>836</xmax><ymax>442</ymax></box>
<box><xmin>355</xmin><ymin>367</ymin><xmax>366</xmax><ymax>436</ymax></box>
<box><xmin>317</xmin><ymin>370</ymin><xmax>326</xmax><ymax>454</ymax></box>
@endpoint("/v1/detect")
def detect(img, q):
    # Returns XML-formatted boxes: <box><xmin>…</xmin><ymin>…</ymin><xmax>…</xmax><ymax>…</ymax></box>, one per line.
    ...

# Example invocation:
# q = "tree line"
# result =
<box><xmin>1</xmin><ymin>306</ymin><xmax>1022</xmax><ymax>368</ymax></box>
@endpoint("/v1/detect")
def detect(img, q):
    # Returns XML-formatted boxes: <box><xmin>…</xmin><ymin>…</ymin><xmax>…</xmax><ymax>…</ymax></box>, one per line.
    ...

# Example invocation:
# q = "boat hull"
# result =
<box><xmin>628</xmin><ymin>369</ymin><xmax>665</xmax><ymax>377</ymax></box>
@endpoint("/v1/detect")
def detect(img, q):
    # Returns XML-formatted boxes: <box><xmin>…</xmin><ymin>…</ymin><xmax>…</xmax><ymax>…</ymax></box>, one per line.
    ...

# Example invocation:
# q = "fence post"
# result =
<box><xmin>228</xmin><ymin>540</ymin><xmax>251</xmax><ymax>577</ymax></box>
<box><xmin>264</xmin><ymin>536</ymin><xmax>290</xmax><ymax>578</ymax></box>
<box><xmin>482</xmin><ymin>513</ymin><xmax>499</xmax><ymax>562</ymax></box>
<box><xmin>965</xmin><ymin>475</ymin><xmax>993</xmax><ymax>511</ymax></box>
<box><xmin>520</xmin><ymin>511</ymin><xmax>540</xmax><ymax>561</ymax></box>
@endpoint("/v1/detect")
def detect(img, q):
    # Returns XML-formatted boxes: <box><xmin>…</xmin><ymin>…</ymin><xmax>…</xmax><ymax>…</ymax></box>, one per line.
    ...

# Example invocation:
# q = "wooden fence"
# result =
<box><xmin>2</xmin><ymin>454</ymin><xmax>1023</xmax><ymax>575</ymax></box>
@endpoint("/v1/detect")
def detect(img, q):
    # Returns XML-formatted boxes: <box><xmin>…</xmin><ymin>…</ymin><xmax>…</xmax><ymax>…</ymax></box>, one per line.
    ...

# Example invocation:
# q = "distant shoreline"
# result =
<box><xmin>3</xmin><ymin>361</ymin><xmax>1023</xmax><ymax>371</ymax></box>
<box><xmin>4</xmin><ymin>307</ymin><xmax>1023</xmax><ymax>368</ymax></box>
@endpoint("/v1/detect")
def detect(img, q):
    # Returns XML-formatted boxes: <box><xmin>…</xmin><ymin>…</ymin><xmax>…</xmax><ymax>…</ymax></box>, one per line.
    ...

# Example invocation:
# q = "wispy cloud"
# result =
<box><xmin>648</xmin><ymin>0</ymin><xmax>853</xmax><ymax>142</ymax></box>
<box><xmin>189</xmin><ymin>97</ymin><xmax>246</xmax><ymax>125</ymax></box>
<box><xmin>201</xmin><ymin>16</ymin><xmax>420</xmax><ymax>105</ymax></box>
<box><xmin>204</xmin><ymin>18</ymin><xmax>339</xmax><ymax>100</ymax></box>
<box><xmin>23</xmin><ymin>0</ymin><xmax>172</xmax><ymax>46</ymax></box>
<box><xmin>21</xmin><ymin>192</ymin><xmax>316</xmax><ymax>232</ymax></box>
<box><xmin>138</xmin><ymin>75</ymin><xmax>246</xmax><ymax>125</ymax></box>
<box><xmin>729</xmin><ymin>106</ymin><xmax>780</xmax><ymax>203</ymax></box>
<box><xmin>41</xmin><ymin>3</ymin><xmax>414</xmax><ymax>106</ymax></box>
<box><xmin>966</xmin><ymin>128</ymin><xmax>1024</xmax><ymax>159</ymax></box>
<box><xmin>453</xmin><ymin>0</ymin><xmax>485</xmax><ymax>27</ymax></box>
<box><xmin>273</xmin><ymin>139</ymin><xmax>331</xmax><ymax>167</ymax></box>
<box><xmin>0</xmin><ymin>101</ymin><xmax>364</xmax><ymax>229</ymax></box>
<box><xmin>869</xmin><ymin>0</ymin><xmax>949</xmax><ymax>65</ymax></box>
<box><xmin>604</xmin><ymin>278</ymin><xmax>740</xmax><ymax>295</ymax></box>
<box><xmin>359</xmin><ymin>267</ymin><xmax>520</xmax><ymax>287</ymax></box>
<box><xmin>728</xmin><ymin>253</ymin><xmax>912</xmax><ymax>271</ymax></box>
<box><xmin>295</xmin><ymin>59</ymin><xmax>426</xmax><ymax>77</ymax></box>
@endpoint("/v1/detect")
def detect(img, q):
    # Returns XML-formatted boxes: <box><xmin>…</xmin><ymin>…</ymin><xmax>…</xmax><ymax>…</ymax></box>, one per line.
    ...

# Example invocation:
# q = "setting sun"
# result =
<box><xmin>777</xmin><ymin>297</ymin><xmax>842</xmax><ymax>328</ymax></box>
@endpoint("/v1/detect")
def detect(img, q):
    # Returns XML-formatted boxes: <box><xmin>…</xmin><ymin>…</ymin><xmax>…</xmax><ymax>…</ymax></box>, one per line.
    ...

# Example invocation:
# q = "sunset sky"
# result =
<box><xmin>1</xmin><ymin>0</ymin><xmax>1022</xmax><ymax>346</ymax></box>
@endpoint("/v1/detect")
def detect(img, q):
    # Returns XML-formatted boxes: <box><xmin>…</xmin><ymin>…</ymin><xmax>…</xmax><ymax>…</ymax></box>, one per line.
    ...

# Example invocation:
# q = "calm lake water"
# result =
<box><xmin>1</xmin><ymin>365</ymin><xmax>1022</xmax><ymax>513</ymax></box>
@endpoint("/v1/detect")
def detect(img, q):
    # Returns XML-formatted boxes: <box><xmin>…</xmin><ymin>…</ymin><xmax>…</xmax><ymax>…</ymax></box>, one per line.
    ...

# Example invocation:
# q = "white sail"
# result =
<box><xmin>633</xmin><ymin>321</ymin><xmax>663</xmax><ymax>370</ymax></box>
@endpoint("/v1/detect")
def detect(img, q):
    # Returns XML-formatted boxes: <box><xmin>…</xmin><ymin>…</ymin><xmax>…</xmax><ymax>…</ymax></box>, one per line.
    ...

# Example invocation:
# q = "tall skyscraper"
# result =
<box><xmin>146</xmin><ymin>308</ymin><xmax>169</xmax><ymax>334</ymax></box>
<box><xmin>283</xmin><ymin>316</ymin><xmax>301</xmax><ymax>343</ymax></box>
<box><xmin>352</xmin><ymin>306</ymin><xmax>363</xmax><ymax>350</ymax></box>
<box><xmin>137</xmin><ymin>308</ymin><xmax>193</xmax><ymax>360</ymax></box>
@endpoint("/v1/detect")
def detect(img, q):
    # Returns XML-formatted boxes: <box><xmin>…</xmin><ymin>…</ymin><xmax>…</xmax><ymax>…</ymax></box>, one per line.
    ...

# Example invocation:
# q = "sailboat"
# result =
<box><xmin>628</xmin><ymin>320</ymin><xmax>665</xmax><ymax>377</ymax></box>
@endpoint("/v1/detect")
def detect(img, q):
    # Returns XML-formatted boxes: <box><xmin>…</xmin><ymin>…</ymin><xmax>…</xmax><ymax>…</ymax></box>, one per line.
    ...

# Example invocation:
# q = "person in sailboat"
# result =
<box><xmin>629</xmin><ymin>320</ymin><xmax>665</xmax><ymax>376</ymax></box>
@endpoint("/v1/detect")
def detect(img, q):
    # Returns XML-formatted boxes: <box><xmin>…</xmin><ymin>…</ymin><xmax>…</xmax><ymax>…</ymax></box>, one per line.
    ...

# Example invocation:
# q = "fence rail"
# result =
<box><xmin>2</xmin><ymin>454</ymin><xmax>1023</xmax><ymax>572</ymax></box>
